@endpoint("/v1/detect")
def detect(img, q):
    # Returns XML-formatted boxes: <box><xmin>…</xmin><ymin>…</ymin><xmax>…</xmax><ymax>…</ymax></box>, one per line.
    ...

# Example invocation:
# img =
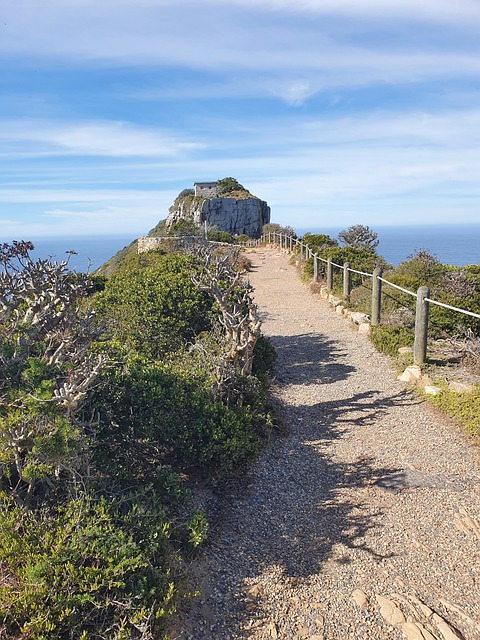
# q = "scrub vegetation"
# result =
<box><xmin>0</xmin><ymin>240</ymin><xmax>275</xmax><ymax>639</ymax></box>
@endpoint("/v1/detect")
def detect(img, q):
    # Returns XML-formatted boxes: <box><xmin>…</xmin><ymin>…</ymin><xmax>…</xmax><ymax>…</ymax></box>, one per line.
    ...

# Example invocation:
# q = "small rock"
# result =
<box><xmin>424</xmin><ymin>385</ymin><xmax>442</xmax><ymax>396</ymax></box>
<box><xmin>431</xmin><ymin>613</ymin><xmax>463</xmax><ymax>640</ymax></box>
<box><xmin>329</xmin><ymin>295</ymin><xmax>342</xmax><ymax>307</ymax></box>
<box><xmin>358</xmin><ymin>322</ymin><xmax>370</xmax><ymax>334</ymax></box>
<box><xmin>297</xmin><ymin>625</ymin><xmax>311</xmax><ymax>636</ymax></box>
<box><xmin>376</xmin><ymin>595</ymin><xmax>406</xmax><ymax>625</ymax></box>
<box><xmin>448</xmin><ymin>381</ymin><xmax>474</xmax><ymax>393</ymax></box>
<box><xmin>401</xmin><ymin>621</ymin><xmax>429</xmax><ymax>640</ymax></box>
<box><xmin>268</xmin><ymin>621</ymin><xmax>278</xmax><ymax>638</ymax></box>
<box><xmin>351</xmin><ymin>589</ymin><xmax>369</xmax><ymax>607</ymax></box>
<box><xmin>397</xmin><ymin>365</ymin><xmax>423</xmax><ymax>382</ymax></box>
<box><xmin>336</xmin><ymin>305</ymin><xmax>345</xmax><ymax>314</ymax></box>
<box><xmin>350</xmin><ymin>312</ymin><xmax>370</xmax><ymax>324</ymax></box>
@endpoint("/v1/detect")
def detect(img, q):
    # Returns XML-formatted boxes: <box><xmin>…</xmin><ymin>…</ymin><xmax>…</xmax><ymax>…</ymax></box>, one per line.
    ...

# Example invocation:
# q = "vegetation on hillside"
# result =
<box><xmin>216</xmin><ymin>177</ymin><xmax>249</xmax><ymax>196</ymax></box>
<box><xmin>262</xmin><ymin>222</ymin><xmax>297</xmax><ymax>238</ymax></box>
<box><xmin>0</xmin><ymin>240</ymin><xmax>275</xmax><ymax>638</ymax></box>
<box><xmin>338</xmin><ymin>224</ymin><xmax>379</xmax><ymax>251</ymax></box>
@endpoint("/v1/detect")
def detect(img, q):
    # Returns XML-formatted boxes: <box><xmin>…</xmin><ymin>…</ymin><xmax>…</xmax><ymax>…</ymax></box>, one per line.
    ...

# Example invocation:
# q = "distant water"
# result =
<box><xmin>296</xmin><ymin>224</ymin><xmax>480</xmax><ymax>267</ymax></box>
<box><xmin>5</xmin><ymin>224</ymin><xmax>480</xmax><ymax>272</ymax></box>
<box><xmin>14</xmin><ymin>235</ymin><xmax>136</xmax><ymax>273</ymax></box>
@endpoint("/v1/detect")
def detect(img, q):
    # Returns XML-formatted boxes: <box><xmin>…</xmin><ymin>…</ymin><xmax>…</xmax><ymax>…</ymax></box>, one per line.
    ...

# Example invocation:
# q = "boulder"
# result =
<box><xmin>397</xmin><ymin>365</ymin><xmax>423</xmax><ymax>383</ymax></box>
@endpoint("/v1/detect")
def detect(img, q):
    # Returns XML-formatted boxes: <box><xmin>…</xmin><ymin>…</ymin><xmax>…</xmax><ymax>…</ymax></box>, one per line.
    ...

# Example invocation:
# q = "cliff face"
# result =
<box><xmin>166</xmin><ymin>194</ymin><xmax>270</xmax><ymax>238</ymax></box>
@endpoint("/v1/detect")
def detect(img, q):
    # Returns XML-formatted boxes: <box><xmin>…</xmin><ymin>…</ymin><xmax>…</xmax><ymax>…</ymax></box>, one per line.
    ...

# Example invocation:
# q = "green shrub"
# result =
<box><xmin>0</xmin><ymin>492</ymin><xmax>175</xmax><ymax>640</ymax></box>
<box><xmin>235</xmin><ymin>233</ymin><xmax>251</xmax><ymax>243</ymax></box>
<box><xmin>301</xmin><ymin>233</ymin><xmax>338</xmax><ymax>253</ymax></box>
<box><xmin>90</xmin><ymin>359</ymin><xmax>268</xmax><ymax>480</ymax></box>
<box><xmin>394</xmin><ymin>249</ymin><xmax>444</xmax><ymax>288</ymax></box>
<box><xmin>263</xmin><ymin>223</ymin><xmax>297</xmax><ymax>238</ymax></box>
<box><xmin>252</xmin><ymin>335</ymin><xmax>277</xmax><ymax>381</ymax></box>
<box><xmin>427</xmin><ymin>384</ymin><xmax>480</xmax><ymax>436</ymax></box>
<box><xmin>207</xmin><ymin>230</ymin><xmax>235</xmax><ymax>243</ymax></box>
<box><xmin>168</xmin><ymin>219</ymin><xmax>199</xmax><ymax>237</ymax></box>
<box><xmin>216</xmin><ymin>177</ymin><xmax>247</xmax><ymax>196</ymax></box>
<box><xmin>369</xmin><ymin>324</ymin><xmax>414</xmax><ymax>356</ymax></box>
<box><xmin>94</xmin><ymin>252</ymin><xmax>215</xmax><ymax>358</ymax></box>
<box><xmin>383</xmin><ymin>252</ymin><xmax>480</xmax><ymax>336</ymax></box>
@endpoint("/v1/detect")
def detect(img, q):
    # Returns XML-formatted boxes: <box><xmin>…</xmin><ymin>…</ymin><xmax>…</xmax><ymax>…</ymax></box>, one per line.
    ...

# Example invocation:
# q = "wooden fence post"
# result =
<box><xmin>300</xmin><ymin>243</ymin><xmax>304</xmax><ymax>260</ymax></box>
<box><xmin>371</xmin><ymin>266</ymin><xmax>383</xmax><ymax>325</ymax></box>
<box><xmin>414</xmin><ymin>286</ymin><xmax>430</xmax><ymax>365</ymax></box>
<box><xmin>343</xmin><ymin>262</ymin><xmax>351</xmax><ymax>303</ymax></box>
<box><xmin>313</xmin><ymin>254</ymin><xmax>318</xmax><ymax>281</ymax></box>
<box><xmin>289</xmin><ymin>236</ymin><xmax>293</xmax><ymax>252</ymax></box>
<box><xmin>326</xmin><ymin>257</ymin><xmax>333</xmax><ymax>290</ymax></box>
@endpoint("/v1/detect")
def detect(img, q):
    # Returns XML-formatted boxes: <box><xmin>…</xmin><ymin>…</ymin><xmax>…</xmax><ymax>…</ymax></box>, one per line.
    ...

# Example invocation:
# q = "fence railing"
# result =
<box><xmin>246</xmin><ymin>232</ymin><xmax>480</xmax><ymax>365</ymax></box>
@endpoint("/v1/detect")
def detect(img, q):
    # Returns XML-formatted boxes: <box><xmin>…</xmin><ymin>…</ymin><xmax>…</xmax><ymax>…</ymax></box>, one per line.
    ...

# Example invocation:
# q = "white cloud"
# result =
<box><xmin>9</xmin><ymin>0</ymin><xmax>480</xmax><ymax>24</ymax></box>
<box><xmin>0</xmin><ymin>121</ymin><xmax>202</xmax><ymax>158</ymax></box>
<box><xmin>2</xmin><ymin>1</ymin><xmax>480</xmax><ymax>93</ymax></box>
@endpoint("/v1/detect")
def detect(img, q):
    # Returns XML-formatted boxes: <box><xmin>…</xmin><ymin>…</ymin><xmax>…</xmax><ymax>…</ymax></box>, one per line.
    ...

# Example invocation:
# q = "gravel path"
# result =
<box><xmin>172</xmin><ymin>248</ymin><xmax>480</xmax><ymax>640</ymax></box>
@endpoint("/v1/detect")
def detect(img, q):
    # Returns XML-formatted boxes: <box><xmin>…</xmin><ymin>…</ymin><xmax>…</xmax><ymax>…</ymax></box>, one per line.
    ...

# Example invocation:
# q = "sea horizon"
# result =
<box><xmin>5</xmin><ymin>222</ymin><xmax>480</xmax><ymax>272</ymax></box>
<box><xmin>295</xmin><ymin>223</ymin><xmax>480</xmax><ymax>268</ymax></box>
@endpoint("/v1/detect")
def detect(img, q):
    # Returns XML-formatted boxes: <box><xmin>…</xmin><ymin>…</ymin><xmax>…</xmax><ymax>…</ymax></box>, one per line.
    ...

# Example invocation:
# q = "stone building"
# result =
<box><xmin>194</xmin><ymin>182</ymin><xmax>218</xmax><ymax>198</ymax></box>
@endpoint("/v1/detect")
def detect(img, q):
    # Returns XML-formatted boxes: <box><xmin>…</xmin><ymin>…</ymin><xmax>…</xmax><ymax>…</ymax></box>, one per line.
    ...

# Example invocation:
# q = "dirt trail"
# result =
<box><xmin>172</xmin><ymin>247</ymin><xmax>480</xmax><ymax>640</ymax></box>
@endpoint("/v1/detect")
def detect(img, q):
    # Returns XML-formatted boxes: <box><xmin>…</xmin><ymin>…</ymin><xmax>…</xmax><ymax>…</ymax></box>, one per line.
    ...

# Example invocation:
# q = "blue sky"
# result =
<box><xmin>2</xmin><ymin>0</ymin><xmax>480</xmax><ymax>238</ymax></box>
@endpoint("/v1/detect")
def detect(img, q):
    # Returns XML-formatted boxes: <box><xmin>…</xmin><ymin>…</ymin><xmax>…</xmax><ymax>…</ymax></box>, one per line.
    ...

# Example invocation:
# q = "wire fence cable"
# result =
<box><xmin>260</xmin><ymin>233</ymin><xmax>480</xmax><ymax>322</ymax></box>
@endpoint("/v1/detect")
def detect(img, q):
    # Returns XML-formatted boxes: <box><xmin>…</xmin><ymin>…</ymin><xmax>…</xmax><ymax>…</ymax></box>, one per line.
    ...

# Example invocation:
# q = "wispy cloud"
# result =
<box><xmin>0</xmin><ymin>121</ymin><xmax>202</xmax><ymax>158</ymax></box>
<box><xmin>3</xmin><ymin>2</ymin><xmax>480</xmax><ymax>85</ymax></box>
<box><xmin>4</xmin><ymin>105</ymin><xmax>479</xmax><ymax>233</ymax></box>
<box><xmin>217</xmin><ymin>0</ymin><xmax>480</xmax><ymax>23</ymax></box>
<box><xmin>1</xmin><ymin>1</ymin><xmax>480</xmax><ymax>236</ymax></box>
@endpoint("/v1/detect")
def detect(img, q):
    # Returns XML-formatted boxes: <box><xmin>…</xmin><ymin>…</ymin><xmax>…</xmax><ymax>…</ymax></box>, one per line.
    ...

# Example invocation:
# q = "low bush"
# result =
<box><xmin>369</xmin><ymin>324</ymin><xmax>414</xmax><ymax>357</ymax></box>
<box><xmin>235</xmin><ymin>233</ymin><xmax>251</xmax><ymax>243</ymax></box>
<box><xmin>0</xmin><ymin>240</ymin><xmax>276</xmax><ymax>638</ymax></box>
<box><xmin>252</xmin><ymin>335</ymin><xmax>277</xmax><ymax>382</ymax></box>
<box><xmin>263</xmin><ymin>223</ymin><xmax>297</xmax><ymax>238</ymax></box>
<box><xmin>207</xmin><ymin>230</ymin><xmax>235</xmax><ymax>244</ymax></box>
<box><xmin>91</xmin><ymin>358</ymin><xmax>268</xmax><ymax>481</ymax></box>
<box><xmin>94</xmin><ymin>252</ymin><xmax>215</xmax><ymax>359</ymax></box>
<box><xmin>216</xmin><ymin>177</ymin><xmax>248</xmax><ymax>196</ymax></box>
<box><xmin>0</xmin><ymin>491</ymin><xmax>175</xmax><ymax>640</ymax></box>
<box><xmin>427</xmin><ymin>384</ymin><xmax>480</xmax><ymax>436</ymax></box>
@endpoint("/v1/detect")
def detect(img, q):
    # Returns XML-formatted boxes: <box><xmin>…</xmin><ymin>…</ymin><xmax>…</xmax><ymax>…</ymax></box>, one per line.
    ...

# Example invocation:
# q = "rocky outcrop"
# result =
<box><xmin>166</xmin><ymin>194</ymin><xmax>270</xmax><ymax>238</ymax></box>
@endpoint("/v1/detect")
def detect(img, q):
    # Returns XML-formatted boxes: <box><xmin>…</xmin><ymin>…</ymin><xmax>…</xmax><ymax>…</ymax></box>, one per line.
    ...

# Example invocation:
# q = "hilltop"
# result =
<box><xmin>96</xmin><ymin>177</ymin><xmax>270</xmax><ymax>276</ymax></box>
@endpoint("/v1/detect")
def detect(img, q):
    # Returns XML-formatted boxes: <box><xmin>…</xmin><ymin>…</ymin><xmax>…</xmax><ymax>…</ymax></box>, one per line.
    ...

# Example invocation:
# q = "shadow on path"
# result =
<box><xmin>175</xmin><ymin>330</ymin><xmax>419</xmax><ymax>638</ymax></box>
<box><xmin>272</xmin><ymin>332</ymin><xmax>356</xmax><ymax>386</ymax></box>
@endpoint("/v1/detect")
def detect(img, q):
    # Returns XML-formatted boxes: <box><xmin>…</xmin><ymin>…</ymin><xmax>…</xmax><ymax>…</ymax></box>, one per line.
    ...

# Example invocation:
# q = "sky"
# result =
<box><xmin>2</xmin><ymin>0</ymin><xmax>480</xmax><ymax>239</ymax></box>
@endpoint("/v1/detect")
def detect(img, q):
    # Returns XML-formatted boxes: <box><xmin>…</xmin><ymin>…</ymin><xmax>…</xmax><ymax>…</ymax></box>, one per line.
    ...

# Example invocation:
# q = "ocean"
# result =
<box><xmin>296</xmin><ymin>224</ymin><xmax>480</xmax><ymax>267</ymax></box>
<box><xmin>8</xmin><ymin>224</ymin><xmax>480</xmax><ymax>272</ymax></box>
<box><xmin>24</xmin><ymin>235</ymin><xmax>136</xmax><ymax>273</ymax></box>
